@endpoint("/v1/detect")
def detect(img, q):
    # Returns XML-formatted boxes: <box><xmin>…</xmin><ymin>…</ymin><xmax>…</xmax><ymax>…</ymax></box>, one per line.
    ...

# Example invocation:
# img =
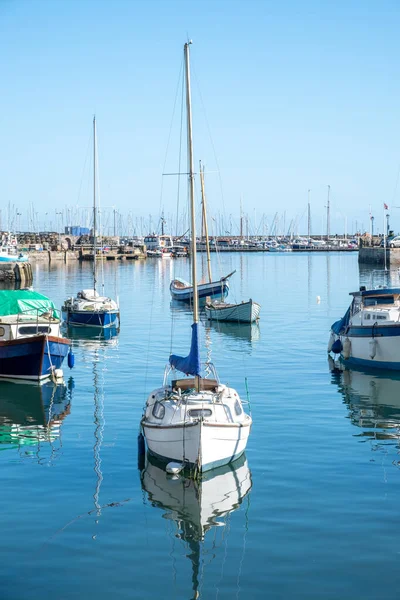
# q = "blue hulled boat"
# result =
<box><xmin>0</xmin><ymin>290</ymin><xmax>72</xmax><ymax>381</ymax></box>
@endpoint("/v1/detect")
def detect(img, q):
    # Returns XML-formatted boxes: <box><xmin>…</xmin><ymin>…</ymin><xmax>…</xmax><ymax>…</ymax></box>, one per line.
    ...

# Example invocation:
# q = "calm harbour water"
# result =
<box><xmin>1</xmin><ymin>252</ymin><xmax>400</xmax><ymax>599</ymax></box>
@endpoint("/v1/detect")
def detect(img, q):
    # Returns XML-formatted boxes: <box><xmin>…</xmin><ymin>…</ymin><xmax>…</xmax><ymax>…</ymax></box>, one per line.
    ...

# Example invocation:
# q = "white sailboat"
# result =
<box><xmin>141</xmin><ymin>41</ymin><xmax>252</xmax><ymax>473</ymax></box>
<box><xmin>62</xmin><ymin>117</ymin><xmax>120</xmax><ymax>329</ymax></box>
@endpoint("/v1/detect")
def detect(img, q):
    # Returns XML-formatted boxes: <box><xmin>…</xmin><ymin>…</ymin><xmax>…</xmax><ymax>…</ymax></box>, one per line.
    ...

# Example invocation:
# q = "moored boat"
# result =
<box><xmin>205</xmin><ymin>298</ymin><xmax>260</xmax><ymax>323</ymax></box>
<box><xmin>170</xmin><ymin>275</ymin><xmax>231</xmax><ymax>302</ymax></box>
<box><xmin>0</xmin><ymin>290</ymin><xmax>72</xmax><ymax>381</ymax></box>
<box><xmin>328</xmin><ymin>286</ymin><xmax>400</xmax><ymax>370</ymax></box>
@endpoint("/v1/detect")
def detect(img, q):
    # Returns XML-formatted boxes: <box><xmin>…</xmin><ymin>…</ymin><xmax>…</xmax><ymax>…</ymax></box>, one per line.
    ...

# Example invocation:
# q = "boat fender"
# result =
<box><xmin>331</xmin><ymin>339</ymin><xmax>343</xmax><ymax>355</ymax></box>
<box><xmin>327</xmin><ymin>332</ymin><xmax>335</xmax><ymax>353</ymax></box>
<box><xmin>342</xmin><ymin>337</ymin><xmax>351</xmax><ymax>359</ymax></box>
<box><xmin>54</xmin><ymin>368</ymin><xmax>64</xmax><ymax>380</ymax></box>
<box><xmin>68</xmin><ymin>348</ymin><xmax>75</xmax><ymax>369</ymax></box>
<box><xmin>166</xmin><ymin>461</ymin><xmax>184</xmax><ymax>475</ymax></box>
<box><xmin>137</xmin><ymin>432</ymin><xmax>146</xmax><ymax>471</ymax></box>
<box><xmin>369</xmin><ymin>339</ymin><xmax>377</xmax><ymax>359</ymax></box>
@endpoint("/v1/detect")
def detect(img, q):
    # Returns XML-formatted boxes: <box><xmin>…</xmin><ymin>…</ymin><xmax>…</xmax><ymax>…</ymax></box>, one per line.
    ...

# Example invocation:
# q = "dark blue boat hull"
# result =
<box><xmin>63</xmin><ymin>309</ymin><xmax>119</xmax><ymax>328</ymax></box>
<box><xmin>0</xmin><ymin>335</ymin><xmax>70</xmax><ymax>381</ymax></box>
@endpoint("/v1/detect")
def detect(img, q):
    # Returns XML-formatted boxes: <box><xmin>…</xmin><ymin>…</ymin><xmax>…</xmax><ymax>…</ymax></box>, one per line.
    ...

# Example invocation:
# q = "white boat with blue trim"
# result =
<box><xmin>141</xmin><ymin>41</ymin><xmax>252</xmax><ymax>474</ymax></box>
<box><xmin>170</xmin><ymin>274</ymin><xmax>232</xmax><ymax>302</ymax></box>
<box><xmin>328</xmin><ymin>286</ymin><xmax>400</xmax><ymax>370</ymax></box>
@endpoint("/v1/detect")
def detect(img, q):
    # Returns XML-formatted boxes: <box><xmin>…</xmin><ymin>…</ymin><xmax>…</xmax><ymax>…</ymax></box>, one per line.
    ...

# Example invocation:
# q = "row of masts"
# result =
<box><xmin>5</xmin><ymin>206</ymin><xmax>373</xmax><ymax>239</ymax></box>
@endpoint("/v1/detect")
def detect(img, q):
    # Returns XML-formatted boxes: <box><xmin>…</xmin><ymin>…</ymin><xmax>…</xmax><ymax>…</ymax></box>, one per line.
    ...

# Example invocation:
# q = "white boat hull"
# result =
<box><xmin>205</xmin><ymin>299</ymin><xmax>260</xmax><ymax>323</ymax></box>
<box><xmin>336</xmin><ymin>332</ymin><xmax>400</xmax><ymax>370</ymax></box>
<box><xmin>143</xmin><ymin>417</ymin><xmax>251</xmax><ymax>471</ymax></box>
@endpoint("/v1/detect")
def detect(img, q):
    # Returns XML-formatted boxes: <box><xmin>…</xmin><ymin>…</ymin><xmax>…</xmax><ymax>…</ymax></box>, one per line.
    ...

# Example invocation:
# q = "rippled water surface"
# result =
<box><xmin>2</xmin><ymin>253</ymin><xmax>400</xmax><ymax>600</ymax></box>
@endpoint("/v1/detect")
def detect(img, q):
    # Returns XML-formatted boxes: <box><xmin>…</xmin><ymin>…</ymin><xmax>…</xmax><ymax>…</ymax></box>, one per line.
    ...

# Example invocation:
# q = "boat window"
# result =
<box><xmin>376</xmin><ymin>315</ymin><xmax>387</xmax><ymax>320</ymax></box>
<box><xmin>188</xmin><ymin>409</ymin><xmax>212</xmax><ymax>418</ymax></box>
<box><xmin>364</xmin><ymin>296</ymin><xmax>394</xmax><ymax>306</ymax></box>
<box><xmin>234</xmin><ymin>399</ymin><xmax>242</xmax><ymax>415</ymax></box>
<box><xmin>18</xmin><ymin>326</ymin><xmax>51</xmax><ymax>335</ymax></box>
<box><xmin>152</xmin><ymin>401</ymin><xmax>165</xmax><ymax>419</ymax></box>
<box><xmin>364</xmin><ymin>313</ymin><xmax>371</xmax><ymax>320</ymax></box>
<box><xmin>0</xmin><ymin>327</ymin><xmax>4</xmax><ymax>336</ymax></box>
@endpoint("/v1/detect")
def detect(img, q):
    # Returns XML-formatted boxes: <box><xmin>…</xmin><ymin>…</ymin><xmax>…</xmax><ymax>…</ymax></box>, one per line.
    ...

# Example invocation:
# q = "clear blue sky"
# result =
<box><xmin>1</xmin><ymin>0</ymin><xmax>400</xmax><ymax>235</ymax></box>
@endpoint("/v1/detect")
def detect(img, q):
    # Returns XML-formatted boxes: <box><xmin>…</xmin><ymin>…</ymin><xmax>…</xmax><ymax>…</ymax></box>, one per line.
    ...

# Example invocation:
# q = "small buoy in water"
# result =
<box><xmin>54</xmin><ymin>368</ymin><xmax>64</xmax><ymax>380</ymax></box>
<box><xmin>316</xmin><ymin>295</ymin><xmax>321</xmax><ymax>303</ymax></box>
<box><xmin>166</xmin><ymin>461</ymin><xmax>184</xmax><ymax>475</ymax></box>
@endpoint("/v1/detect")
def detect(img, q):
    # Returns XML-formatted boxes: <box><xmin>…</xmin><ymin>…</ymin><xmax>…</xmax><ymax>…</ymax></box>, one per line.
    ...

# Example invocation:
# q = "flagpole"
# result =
<box><xmin>384</xmin><ymin>204</ymin><xmax>387</xmax><ymax>271</ymax></box>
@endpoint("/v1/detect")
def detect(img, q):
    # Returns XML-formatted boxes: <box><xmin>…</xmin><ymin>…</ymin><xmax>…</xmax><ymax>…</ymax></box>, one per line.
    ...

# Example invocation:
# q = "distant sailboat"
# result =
<box><xmin>141</xmin><ymin>41</ymin><xmax>252</xmax><ymax>473</ymax></box>
<box><xmin>197</xmin><ymin>163</ymin><xmax>260</xmax><ymax>323</ymax></box>
<box><xmin>169</xmin><ymin>160</ymin><xmax>234</xmax><ymax>301</ymax></box>
<box><xmin>62</xmin><ymin>117</ymin><xmax>120</xmax><ymax>329</ymax></box>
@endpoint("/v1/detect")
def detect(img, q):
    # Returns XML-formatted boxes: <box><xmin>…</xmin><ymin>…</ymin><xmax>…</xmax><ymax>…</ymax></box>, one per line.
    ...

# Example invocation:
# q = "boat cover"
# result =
<box><xmin>169</xmin><ymin>322</ymin><xmax>201</xmax><ymax>376</ymax></box>
<box><xmin>0</xmin><ymin>290</ymin><xmax>57</xmax><ymax>317</ymax></box>
<box><xmin>331</xmin><ymin>306</ymin><xmax>351</xmax><ymax>335</ymax></box>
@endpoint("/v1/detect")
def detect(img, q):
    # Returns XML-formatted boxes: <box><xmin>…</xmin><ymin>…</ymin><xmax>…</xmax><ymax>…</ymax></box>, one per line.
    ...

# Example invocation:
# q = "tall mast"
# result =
<box><xmin>184</xmin><ymin>41</ymin><xmax>198</xmax><ymax>324</ymax></box>
<box><xmin>93</xmin><ymin>116</ymin><xmax>97</xmax><ymax>293</ymax></box>
<box><xmin>200</xmin><ymin>161</ymin><xmax>212</xmax><ymax>283</ymax></box>
<box><xmin>326</xmin><ymin>185</ymin><xmax>330</xmax><ymax>243</ymax></box>
<box><xmin>307</xmin><ymin>189</ymin><xmax>311</xmax><ymax>240</ymax></box>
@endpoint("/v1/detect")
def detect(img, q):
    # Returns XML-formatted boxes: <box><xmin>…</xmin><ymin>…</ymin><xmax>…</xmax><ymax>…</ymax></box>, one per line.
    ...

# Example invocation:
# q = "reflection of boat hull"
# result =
<box><xmin>0</xmin><ymin>256</ymin><xmax>28</xmax><ymax>263</ymax></box>
<box><xmin>0</xmin><ymin>379</ymin><xmax>71</xmax><ymax>446</ymax></box>
<box><xmin>142</xmin><ymin>452</ymin><xmax>252</xmax><ymax>529</ymax></box>
<box><xmin>0</xmin><ymin>335</ymin><xmax>70</xmax><ymax>381</ymax></box>
<box><xmin>170</xmin><ymin>279</ymin><xmax>229</xmax><ymax>302</ymax></box>
<box><xmin>208</xmin><ymin>320</ymin><xmax>260</xmax><ymax>343</ymax></box>
<box><xmin>66</xmin><ymin>325</ymin><xmax>119</xmax><ymax>342</ymax></box>
<box><xmin>62</xmin><ymin>309</ymin><xmax>119</xmax><ymax>328</ymax></box>
<box><xmin>205</xmin><ymin>299</ymin><xmax>260</xmax><ymax>323</ymax></box>
<box><xmin>143</xmin><ymin>418</ymin><xmax>251</xmax><ymax>471</ymax></box>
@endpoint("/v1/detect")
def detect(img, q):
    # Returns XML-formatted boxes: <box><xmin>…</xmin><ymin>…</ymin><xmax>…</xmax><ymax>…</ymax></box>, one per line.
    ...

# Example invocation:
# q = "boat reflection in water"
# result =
<box><xmin>141</xmin><ymin>453</ymin><xmax>252</xmax><ymax>598</ymax></box>
<box><xmin>0</xmin><ymin>379</ymin><xmax>72</xmax><ymax>455</ymax></box>
<box><xmin>66</xmin><ymin>325</ymin><xmax>119</xmax><ymax>345</ymax></box>
<box><xmin>206</xmin><ymin>320</ymin><xmax>260</xmax><ymax>345</ymax></box>
<box><xmin>330</xmin><ymin>357</ymin><xmax>400</xmax><ymax>449</ymax></box>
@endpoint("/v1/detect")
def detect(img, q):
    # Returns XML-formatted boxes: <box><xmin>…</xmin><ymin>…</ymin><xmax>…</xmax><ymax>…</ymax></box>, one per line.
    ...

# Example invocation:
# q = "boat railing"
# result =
<box><xmin>14</xmin><ymin>307</ymin><xmax>61</xmax><ymax>338</ymax></box>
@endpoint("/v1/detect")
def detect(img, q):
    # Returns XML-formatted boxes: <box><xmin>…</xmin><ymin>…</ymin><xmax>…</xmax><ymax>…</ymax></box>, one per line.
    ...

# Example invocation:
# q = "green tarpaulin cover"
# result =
<box><xmin>0</xmin><ymin>290</ymin><xmax>57</xmax><ymax>317</ymax></box>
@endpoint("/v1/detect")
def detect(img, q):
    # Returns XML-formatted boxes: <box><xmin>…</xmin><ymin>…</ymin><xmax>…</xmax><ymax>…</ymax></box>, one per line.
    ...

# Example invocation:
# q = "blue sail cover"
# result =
<box><xmin>169</xmin><ymin>323</ymin><xmax>201</xmax><ymax>376</ymax></box>
<box><xmin>331</xmin><ymin>306</ymin><xmax>351</xmax><ymax>335</ymax></box>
